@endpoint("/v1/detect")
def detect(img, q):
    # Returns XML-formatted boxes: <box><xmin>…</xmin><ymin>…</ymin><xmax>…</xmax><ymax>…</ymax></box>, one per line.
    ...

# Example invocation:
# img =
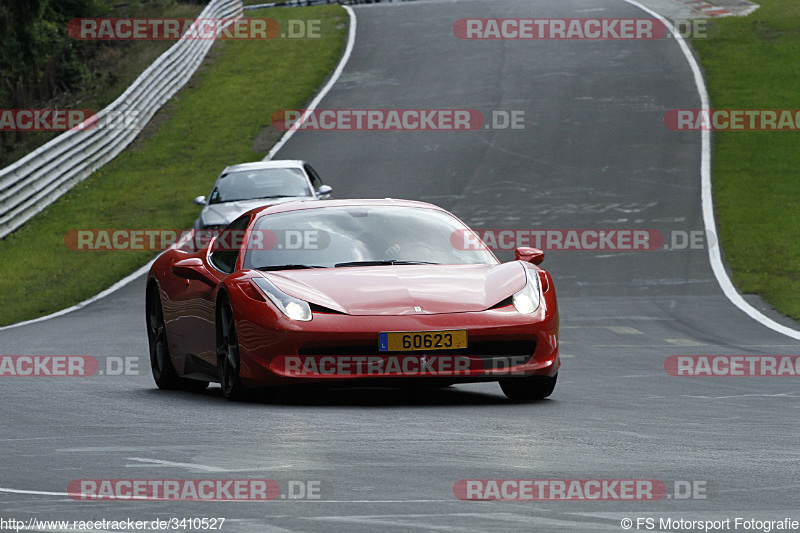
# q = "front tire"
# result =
<box><xmin>217</xmin><ymin>300</ymin><xmax>248</xmax><ymax>401</ymax></box>
<box><xmin>499</xmin><ymin>373</ymin><xmax>557</xmax><ymax>402</ymax></box>
<box><xmin>147</xmin><ymin>284</ymin><xmax>208</xmax><ymax>392</ymax></box>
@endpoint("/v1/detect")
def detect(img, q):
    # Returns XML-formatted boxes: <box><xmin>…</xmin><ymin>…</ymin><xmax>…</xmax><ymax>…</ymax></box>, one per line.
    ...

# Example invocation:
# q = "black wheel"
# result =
<box><xmin>147</xmin><ymin>284</ymin><xmax>208</xmax><ymax>392</ymax></box>
<box><xmin>217</xmin><ymin>300</ymin><xmax>248</xmax><ymax>401</ymax></box>
<box><xmin>499</xmin><ymin>373</ymin><xmax>557</xmax><ymax>402</ymax></box>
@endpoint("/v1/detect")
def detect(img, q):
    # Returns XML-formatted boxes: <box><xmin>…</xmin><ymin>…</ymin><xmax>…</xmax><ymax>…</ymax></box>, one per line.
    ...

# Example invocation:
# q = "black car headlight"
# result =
<box><xmin>512</xmin><ymin>268</ymin><xmax>541</xmax><ymax>314</ymax></box>
<box><xmin>252</xmin><ymin>277</ymin><xmax>312</xmax><ymax>321</ymax></box>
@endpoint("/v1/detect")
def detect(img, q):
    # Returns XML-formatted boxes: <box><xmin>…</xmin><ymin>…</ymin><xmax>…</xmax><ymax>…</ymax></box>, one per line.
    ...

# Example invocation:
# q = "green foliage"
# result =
<box><xmin>692</xmin><ymin>0</ymin><xmax>800</xmax><ymax>320</ymax></box>
<box><xmin>0</xmin><ymin>1</ymin><xmax>199</xmax><ymax>168</ymax></box>
<box><xmin>0</xmin><ymin>0</ymin><xmax>105</xmax><ymax>102</ymax></box>
<box><xmin>0</xmin><ymin>5</ymin><xmax>348</xmax><ymax>326</ymax></box>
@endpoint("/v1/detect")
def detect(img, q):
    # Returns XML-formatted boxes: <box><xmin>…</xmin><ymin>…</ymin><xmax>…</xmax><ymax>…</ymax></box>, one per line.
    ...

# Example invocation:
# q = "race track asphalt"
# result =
<box><xmin>2</xmin><ymin>1</ymin><xmax>798</xmax><ymax>531</ymax></box>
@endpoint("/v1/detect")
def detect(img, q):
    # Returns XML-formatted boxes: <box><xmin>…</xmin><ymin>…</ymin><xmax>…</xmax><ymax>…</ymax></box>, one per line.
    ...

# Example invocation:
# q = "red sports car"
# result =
<box><xmin>146</xmin><ymin>199</ymin><xmax>560</xmax><ymax>401</ymax></box>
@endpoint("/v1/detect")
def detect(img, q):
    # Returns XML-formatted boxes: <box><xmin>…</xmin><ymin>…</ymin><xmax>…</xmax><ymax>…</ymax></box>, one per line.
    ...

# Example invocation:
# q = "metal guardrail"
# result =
<box><xmin>0</xmin><ymin>0</ymin><xmax>243</xmax><ymax>240</ymax></box>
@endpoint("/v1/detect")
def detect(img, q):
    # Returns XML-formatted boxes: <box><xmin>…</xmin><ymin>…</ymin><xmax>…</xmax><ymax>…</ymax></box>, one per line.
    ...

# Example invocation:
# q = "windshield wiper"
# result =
<box><xmin>215</xmin><ymin>195</ymin><xmax>299</xmax><ymax>203</ymax></box>
<box><xmin>256</xmin><ymin>194</ymin><xmax>303</xmax><ymax>200</ymax></box>
<box><xmin>255</xmin><ymin>264</ymin><xmax>327</xmax><ymax>271</ymax></box>
<box><xmin>334</xmin><ymin>260</ymin><xmax>437</xmax><ymax>268</ymax></box>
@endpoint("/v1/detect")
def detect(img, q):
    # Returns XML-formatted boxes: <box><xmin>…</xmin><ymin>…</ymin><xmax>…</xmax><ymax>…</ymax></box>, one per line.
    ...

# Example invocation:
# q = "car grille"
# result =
<box><xmin>298</xmin><ymin>340</ymin><xmax>536</xmax><ymax>365</ymax></box>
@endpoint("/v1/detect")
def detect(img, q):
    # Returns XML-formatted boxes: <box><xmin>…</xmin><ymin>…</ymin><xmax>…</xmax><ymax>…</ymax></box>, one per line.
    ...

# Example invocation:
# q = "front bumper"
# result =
<box><xmin>235</xmin><ymin>305</ymin><xmax>559</xmax><ymax>387</ymax></box>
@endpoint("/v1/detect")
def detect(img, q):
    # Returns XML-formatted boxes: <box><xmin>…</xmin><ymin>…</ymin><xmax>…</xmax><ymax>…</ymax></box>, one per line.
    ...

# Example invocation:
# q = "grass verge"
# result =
<box><xmin>691</xmin><ymin>1</ymin><xmax>800</xmax><ymax>320</ymax></box>
<box><xmin>0</xmin><ymin>5</ymin><xmax>348</xmax><ymax>326</ymax></box>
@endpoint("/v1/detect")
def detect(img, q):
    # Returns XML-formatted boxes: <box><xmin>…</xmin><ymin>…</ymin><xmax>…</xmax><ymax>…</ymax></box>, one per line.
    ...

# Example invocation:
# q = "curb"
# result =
<box><xmin>675</xmin><ymin>0</ymin><xmax>760</xmax><ymax>17</ymax></box>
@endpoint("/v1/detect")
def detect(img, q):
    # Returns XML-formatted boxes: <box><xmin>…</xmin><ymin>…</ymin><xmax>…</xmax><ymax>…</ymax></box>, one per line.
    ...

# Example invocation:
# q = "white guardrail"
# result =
<box><xmin>0</xmin><ymin>0</ymin><xmax>243</xmax><ymax>240</ymax></box>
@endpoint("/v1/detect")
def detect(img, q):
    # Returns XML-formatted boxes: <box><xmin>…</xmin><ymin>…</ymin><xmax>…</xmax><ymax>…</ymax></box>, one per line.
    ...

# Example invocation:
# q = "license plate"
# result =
<box><xmin>379</xmin><ymin>330</ymin><xmax>467</xmax><ymax>352</ymax></box>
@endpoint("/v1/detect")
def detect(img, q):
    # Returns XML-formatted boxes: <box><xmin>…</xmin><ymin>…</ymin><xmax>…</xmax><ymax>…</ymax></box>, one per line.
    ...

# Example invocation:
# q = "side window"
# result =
<box><xmin>208</xmin><ymin>186</ymin><xmax>221</xmax><ymax>204</ymax></box>
<box><xmin>304</xmin><ymin>164</ymin><xmax>323</xmax><ymax>190</ymax></box>
<box><xmin>209</xmin><ymin>215</ymin><xmax>250</xmax><ymax>274</ymax></box>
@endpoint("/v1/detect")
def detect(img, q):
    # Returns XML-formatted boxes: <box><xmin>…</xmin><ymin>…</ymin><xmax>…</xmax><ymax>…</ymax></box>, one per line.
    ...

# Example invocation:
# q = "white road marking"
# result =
<box><xmin>684</xmin><ymin>393</ymin><xmax>796</xmax><ymax>400</ymax></box>
<box><xmin>606</xmin><ymin>326</ymin><xmax>644</xmax><ymax>334</ymax></box>
<box><xmin>125</xmin><ymin>457</ymin><xmax>228</xmax><ymax>472</ymax></box>
<box><xmin>0</xmin><ymin>485</ymin><xmax>453</xmax><ymax>503</ymax></box>
<box><xmin>265</xmin><ymin>5</ymin><xmax>357</xmax><ymax>160</ymax></box>
<box><xmin>0</xmin><ymin>487</ymin><xmax>69</xmax><ymax>496</ymax></box>
<box><xmin>664</xmin><ymin>338</ymin><xmax>707</xmax><ymax>346</ymax></box>
<box><xmin>300</xmin><ymin>512</ymin><xmax>625</xmax><ymax>531</ymax></box>
<box><xmin>0</xmin><ymin>261</ymin><xmax>154</xmax><ymax>331</ymax></box>
<box><xmin>622</xmin><ymin>1</ymin><xmax>800</xmax><ymax>342</ymax></box>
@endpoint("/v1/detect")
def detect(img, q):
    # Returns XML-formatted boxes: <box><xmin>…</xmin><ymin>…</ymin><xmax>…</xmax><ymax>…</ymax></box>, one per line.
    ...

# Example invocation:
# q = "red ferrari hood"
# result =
<box><xmin>262</xmin><ymin>263</ymin><xmax>527</xmax><ymax>316</ymax></box>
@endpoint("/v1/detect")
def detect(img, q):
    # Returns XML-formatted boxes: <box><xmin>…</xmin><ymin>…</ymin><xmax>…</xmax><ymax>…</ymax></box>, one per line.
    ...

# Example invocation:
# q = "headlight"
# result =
<box><xmin>512</xmin><ymin>268</ymin><xmax>541</xmax><ymax>314</ymax></box>
<box><xmin>252</xmin><ymin>277</ymin><xmax>312</xmax><ymax>321</ymax></box>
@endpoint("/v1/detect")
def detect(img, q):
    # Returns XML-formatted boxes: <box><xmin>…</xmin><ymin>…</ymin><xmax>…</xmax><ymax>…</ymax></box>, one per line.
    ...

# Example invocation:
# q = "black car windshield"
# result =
<box><xmin>208</xmin><ymin>168</ymin><xmax>313</xmax><ymax>204</ymax></box>
<box><xmin>242</xmin><ymin>205</ymin><xmax>497</xmax><ymax>270</ymax></box>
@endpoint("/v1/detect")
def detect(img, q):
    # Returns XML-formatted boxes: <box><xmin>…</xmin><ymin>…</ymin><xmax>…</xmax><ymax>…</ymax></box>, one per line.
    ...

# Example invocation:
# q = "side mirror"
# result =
<box><xmin>172</xmin><ymin>258</ymin><xmax>216</xmax><ymax>285</ymax></box>
<box><xmin>515</xmin><ymin>247</ymin><xmax>545</xmax><ymax>265</ymax></box>
<box><xmin>316</xmin><ymin>185</ymin><xmax>332</xmax><ymax>199</ymax></box>
<box><xmin>193</xmin><ymin>195</ymin><xmax>207</xmax><ymax>206</ymax></box>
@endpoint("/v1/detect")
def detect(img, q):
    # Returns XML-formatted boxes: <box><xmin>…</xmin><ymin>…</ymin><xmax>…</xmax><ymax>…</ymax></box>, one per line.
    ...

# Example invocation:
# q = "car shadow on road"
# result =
<box><xmin>140</xmin><ymin>384</ymin><xmax>559</xmax><ymax>407</ymax></box>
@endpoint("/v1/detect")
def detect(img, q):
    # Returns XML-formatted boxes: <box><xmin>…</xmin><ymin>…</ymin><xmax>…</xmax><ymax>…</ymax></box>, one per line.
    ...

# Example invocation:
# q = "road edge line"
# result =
<box><xmin>264</xmin><ymin>5</ymin><xmax>357</xmax><ymax>160</ymax></box>
<box><xmin>623</xmin><ymin>0</ymin><xmax>800</xmax><ymax>340</ymax></box>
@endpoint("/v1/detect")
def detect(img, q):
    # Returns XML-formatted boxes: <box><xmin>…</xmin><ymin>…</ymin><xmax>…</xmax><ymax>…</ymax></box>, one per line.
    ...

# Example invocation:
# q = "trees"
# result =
<box><xmin>0</xmin><ymin>0</ymin><xmax>104</xmax><ymax>158</ymax></box>
<box><xmin>0</xmin><ymin>0</ymin><xmax>103</xmax><ymax>108</ymax></box>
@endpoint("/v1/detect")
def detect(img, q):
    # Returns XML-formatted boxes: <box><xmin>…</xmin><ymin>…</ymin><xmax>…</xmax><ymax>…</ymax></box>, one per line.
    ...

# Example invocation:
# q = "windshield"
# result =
<box><xmin>208</xmin><ymin>168</ymin><xmax>312</xmax><ymax>204</ymax></box>
<box><xmin>242</xmin><ymin>205</ymin><xmax>497</xmax><ymax>270</ymax></box>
